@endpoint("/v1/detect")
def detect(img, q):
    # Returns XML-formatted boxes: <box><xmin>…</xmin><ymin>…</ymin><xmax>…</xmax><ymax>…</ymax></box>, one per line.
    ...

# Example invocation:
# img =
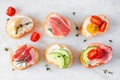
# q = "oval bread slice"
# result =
<box><xmin>6</xmin><ymin>14</ymin><xmax>34</xmax><ymax>39</ymax></box>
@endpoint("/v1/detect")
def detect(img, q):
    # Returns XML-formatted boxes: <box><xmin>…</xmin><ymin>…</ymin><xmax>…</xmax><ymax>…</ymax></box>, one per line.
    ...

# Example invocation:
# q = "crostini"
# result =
<box><xmin>10</xmin><ymin>44</ymin><xmax>40</xmax><ymax>70</ymax></box>
<box><xmin>45</xmin><ymin>43</ymin><xmax>73</xmax><ymax>68</ymax></box>
<box><xmin>44</xmin><ymin>13</ymin><xmax>71</xmax><ymax>38</ymax></box>
<box><xmin>80</xmin><ymin>15</ymin><xmax>109</xmax><ymax>38</ymax></box>
<box><xmin>80</xmin><ymin>43</ymin><xmax>112</xmax><ymax>68</ymax></box>
<box><xmin>6</xmin><ymin>14</ymin><xmax>34</xmax><ymax>39</ymax></box>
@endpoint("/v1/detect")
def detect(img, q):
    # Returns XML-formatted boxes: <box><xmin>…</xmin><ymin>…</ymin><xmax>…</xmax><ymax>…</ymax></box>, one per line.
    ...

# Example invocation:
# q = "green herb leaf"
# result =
<box><xmin>15</xmin><ymin>29</ymin><xmax>18</xmax><ymax>34</ymax></box>
<box><xmin>73</xmin><ymin>12</ymin><xmax>76</xmax><ymax>15</ymax></box>
<box><xmin>57</xmin><ymin>21</ymin><xmax>61</xmax><ymax>27</ymax></box>
<box><xmin>46</xmin><ymin>67</ymin><xmax>51</xmax><ymax>71</ymax></box>
<box><xmin>109</xmin><ymin>40</ymin><xmax>112</xmax><ymax>43</ymax></box>
<box><xmin>48</xmin><ymin>28</ymin><xmax>52</xmax><ymax>33</ymax></box>
<box><xmin>12</xmin><ymin>68</ymin><xmax>15</xmax><ymax>71</ymax></box>
<box><xmin>103</xmin><ymin>69</ymin><xmax>113</xmax><ymax>74</ymax></box>
<box><xmin>7</xmin><ymin>18</ymin><xmax>10</xmax><ymax>21</ymax></box>
<box><xmin>4</xmin><ymin>47</ymin><xmax>9</xmax><ymax>51</ymax></box>
<box><xmin>75</xmin><ymin>34</ymin><xmax>79</xmax><ymax>37</ymax></box>
<box><xmin>83</xmin><ymin>39</ymin><xmax>87</xmax><ymax>42</ymax></box>
<box><xmin>76</xmin><ymin>25</ymin><xmax>79</xmax><ymax>30</ymax></box>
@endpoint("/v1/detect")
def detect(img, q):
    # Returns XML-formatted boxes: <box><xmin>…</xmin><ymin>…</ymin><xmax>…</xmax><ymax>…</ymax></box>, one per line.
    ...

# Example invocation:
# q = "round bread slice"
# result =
<box><xmin>6</xmin><ymin>14</ymin><xmax>34</xmax><ymax>39</ymax></box>
<box><xmin>80</xmin><ymin>15</ymin><xmax>110</xmax><ymax>38</ymax></box>
<box><xmin>45</xmin><ymin>43</ymin><xmax>73</xmax><ymax>68</ymax></box>
<box><xmin>80</xmin><ymin>43</ymin><xmax>112</xmax><ymax>68</ymax></box>
<box><xmin>44</xmin><ymin>13</ymin><xmax>71</xmax><ymax>38</ymax></box>
<box><xmin>10</xmin><ymin>44</ymin><xmax>40</xmax><ymax>70</ymax></box>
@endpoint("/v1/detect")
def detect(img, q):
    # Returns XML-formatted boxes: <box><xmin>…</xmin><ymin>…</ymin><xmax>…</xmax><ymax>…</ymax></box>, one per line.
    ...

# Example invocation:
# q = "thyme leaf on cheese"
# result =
<box><xmin>15</xmin><ymin>22</ymin><xmax>32</xmax><ymax>34</ymax></box>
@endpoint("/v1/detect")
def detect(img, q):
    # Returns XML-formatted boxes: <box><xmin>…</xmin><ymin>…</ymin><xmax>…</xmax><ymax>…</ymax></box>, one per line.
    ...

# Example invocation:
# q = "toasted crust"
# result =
<box><xmin>6</xmin><ymin>14</ymin><xmax>34</xmax><ymax>39</ymax></box>
<box><xmin>44</xmin><ymin>13</ymin><xmax>71</xmax><ymax>38</ymax></box>
<box><xmin>10</xmin><ymin>46</ymin><xmax>40</xmax><ymax>70</ymax></box>
<box><xmin>45</xmin><ymin>43</ymin><xmax>73</xmax><ymax>68</ymax></box>
<box><xmin>80</xmin><ymin>15</ymin><xmax>110</xmax><ymax>38</ymax></box>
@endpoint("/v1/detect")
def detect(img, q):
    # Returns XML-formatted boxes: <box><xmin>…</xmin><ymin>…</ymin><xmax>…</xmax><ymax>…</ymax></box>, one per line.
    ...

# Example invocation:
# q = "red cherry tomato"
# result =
<box><xmin>96</xmin><ymin>48</ymin><xmax>104</xmax><ymax>59</ymax></box>
<box><xmin>87</xmin><ymin>48</ymin><xmax>105</xmax><ymax>60</ymax></box>
<box><xmin>90</xmin><ymin>16</ymin><xmax>103</xmax><ymax>26</ymax></box>
<box><xmin>99</xmin><ymin>21</ymin><xmax>107</xmax><ymax>32</ymax></box>
<box><xmin>30</xmin><ymin>32</ymin><xmax>40</xmax><ymax>42</ymax></box>
<box><xmin>6</xmin><ymin>6</ymin><xmax>16</xmax><ymax>16</ymax></box>
<box><xmin>87</xmin><ymin>49</ymin><xmax>98</xmax><ymax>60</ymax></box>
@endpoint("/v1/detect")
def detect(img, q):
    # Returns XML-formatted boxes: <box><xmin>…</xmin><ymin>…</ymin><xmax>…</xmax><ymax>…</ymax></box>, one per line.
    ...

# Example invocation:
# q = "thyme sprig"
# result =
<box><xmin>16</xmin><ymin>55</ymin><xmax>31</xmax><ymax>67</ymax></box>
<box><xmin>15</xmin><ymin>22</ymin><xmax>32</xmax><ymax>34</ymax></box>
<box><xmin>72</xmin><ymin>12</ymin><xmax>81</xmax><ymax>37</ymax></box>
<box><xmin>103</xmin><ymin>69</ymin><xmax>113</xmax><ymax>74</ymax></box>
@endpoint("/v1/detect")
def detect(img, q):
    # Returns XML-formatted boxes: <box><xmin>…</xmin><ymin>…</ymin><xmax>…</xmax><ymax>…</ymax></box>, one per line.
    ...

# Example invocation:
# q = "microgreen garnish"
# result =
<box><xmin>12</xmin><ymin>68</ymin><xmax>15</xmax><ymax>71</ymax></box>
<box><xmin>4</xmin><ymin>47</ymin><xmax>9</xmax><ymax>51</ymax></box>
<box><xmin>46</xmin><ymin>67</ymin><xmax>51</xmax><ymax>71</ymax></box>
<box><xmin>72</xmin><ymin>12</ymin><xmax>81</xmax><ymax>37</ymax></box>
<box><xmin>48</xmin><ymin>28</ymin><xmax>52</xmax><ymax>33</ymax></box>
<box><xmin>103</xmin><ymin>69</ymin><xmax>113</xmax><ymax>74</ymax></box>
<box><xmin>109</xmin><ymin>40</ymin><xmax>112</xmax><ymax>43</ymax></box>
<box><xmin>72</xmin><ymin>12</ymin><xmax>76</xmax><ymax>16</ymax></box>
<box><xmin>7</xmin><ymin>18</ymin><xmax>10</xmax><ymax>21</ymax></box>
<box><xmin>45</xmin><ymin>64</ymin><xmax>51</xmax><ymax>71</ymax></box>
<box><xmin>83</xmin><ymin>39</ymin><xmax>87</xmax><ymax>42</ymax></box>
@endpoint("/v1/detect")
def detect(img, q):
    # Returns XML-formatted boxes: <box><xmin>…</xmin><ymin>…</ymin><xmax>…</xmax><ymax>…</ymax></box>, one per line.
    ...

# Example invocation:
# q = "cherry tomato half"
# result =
<box><xmin>30</xmin><ymin>32</ymin><xmax>40</xmax><ymax>42</ymax></box>
<box><xmin>6</xmin><ymin>6</ymin><xmax>16</xmax><ymax>16</ymax></box>
<box><xmin>87</xmin><ymin>49</ymin><xmax>98</xmax><ymax>60</ymax></box>
<box><xmin>90</xmin><ymin>16</ymin><xmax>103</xmax><ymax>26</ymax></box>
<box><xmin>87</xmin><ymin>48</ymin><xmax>104</xmax><ymax>60</ymax></box>
<box><xmin>99</xmin><ymin>21</ymin><xmax>107</xmax><ymax>32</ymax></box>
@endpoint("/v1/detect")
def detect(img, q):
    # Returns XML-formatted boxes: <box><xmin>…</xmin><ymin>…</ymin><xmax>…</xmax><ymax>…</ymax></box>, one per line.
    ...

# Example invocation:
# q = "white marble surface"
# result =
<box><xmin>0</xmin><ymin>0</ymin><xmax>120</xmax><ymax>80</ymax></box>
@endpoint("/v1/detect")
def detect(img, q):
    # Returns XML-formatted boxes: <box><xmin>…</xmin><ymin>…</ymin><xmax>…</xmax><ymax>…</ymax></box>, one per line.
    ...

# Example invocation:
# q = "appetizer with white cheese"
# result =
<box><xmin>80</xmin><ymin>15</ymin><xmax>109</xmax><ymax>38</ymax></box>
<box><xmin>6</xmin><ymin>14</ymin><xmax>34</xmax><ymax>39</ymax></box>
<box><xmin>10</xmin><ymin>44</ymin><xmax>40</xmax><ymax>70</ymax></box>
<box><xmin>44</xmin><ymin>13</ymin><xmax>71</xmax><ymax>38</ymax></box>
<box><xmin>45</xmin><ymin>44</ymin><xmax>73</xmax><ymax>69</ymax></box>
<box><xmin>80</xmin><ymin>43</ymin><xmax>112</xmax><ymax>68</ymax></box>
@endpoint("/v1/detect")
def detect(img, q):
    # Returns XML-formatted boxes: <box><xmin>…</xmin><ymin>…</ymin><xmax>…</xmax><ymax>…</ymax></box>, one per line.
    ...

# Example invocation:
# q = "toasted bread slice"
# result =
<box><xmin>44</xmin><ymin>13</ymin><xmax>71</xmax><ymax>38</ymax></box>
<box><xmin>6</xmin><ymin>14</ymin><xmax>34</xmax><ymax>39</ymax></box>
<box><xmin>45</xmin><ymin>43</ymin><xmax>73</xmax><ymax>68</ymax></box>
<box><xmin>80</xmin><ymin>43</ymin><xmax>112</xmax><ymax>68</ymax></box>
<box><xmin>80</xmin><ymin>15</ymin><xmax>110</xmax><ymax>38</ymax></box>
<box><xmin>10</xmin><ymin>44</ymin><xmax>40</xmax><ymax>70</ymax></box>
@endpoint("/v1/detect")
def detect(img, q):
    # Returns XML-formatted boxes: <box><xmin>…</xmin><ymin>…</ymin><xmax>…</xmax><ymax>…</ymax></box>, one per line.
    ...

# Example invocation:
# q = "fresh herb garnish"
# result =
<box><xmin>45</xmin><ymin>64</ymin><xmax>51</xmax><ymax>71</ymax></box>
<box><xmin>15</xmin><ymin>29</ymin><xmax>18</xmax><ymax>34</ymax></box>
<box><xmin>15</xmin><ymin>22</ymin><xmax>32</xmax><ymax>34</ymax></box>
<box><xmin>12</xmin><ymin>68</ymin><xmax>15</xmax><ymax>71</ymax></box>
<box><xmin>75</xmin><ymin>33</ymin><xmax>80</xmax><ymax>36</ymax></box>
<box><xmin>83</xmin><ymin>39</ymin><xmax>87</xmax><ymax>42</ymax></box>
<box><xmin>72</xmin><ymin>12</ymin><xmax>81</xmax><ymax>37</ymax></box>
<box><xmin>16</xmin><ymin>55</ymin><xmax>31</xmax><ymax>67</ymax></box>
<box><xmin>103</xmin><ymin>69</ymin><xmax>113</xmax><ymax>74</ymax></box>
<box><xmin>57</xmin><ymin>21</ymin><xmax>61</xmax><ymax>27</ymax></box>
<box><xmin>4</xmin><ymin>47</ymin><xmax>9</xmax><ymax>51</ymax></box>
<box><xmin>25</xmin><ymin>22</ymin><xmax>32</xmax><ymax>25</ymax></box>
<box><xmin>72</xmin><ymin>12</ymin><xmax>76</xmax><ymax>16</ymax></box>
<box><xmin>48</xmin><ymin>28</ymin><xmax>52</xmax><ymax>33</ymax></box>
<box><xmin>76</xmin><ymin>25</ymin><xmax>79</xmax><ymax>30</ymax></box>
<box><xmin>7</xmin><ymin>18</ymin><xmax>10</xmax><ymax>21</ymax></box>
<box><xmin>46</xmin><ymin>67</ymin><xmax>51</xmax><ymax>71</ymax></box>
<box><xmin>109</xmin><ymin>40</ymin><xmax>112</xmax><ymax>43</ymax></box>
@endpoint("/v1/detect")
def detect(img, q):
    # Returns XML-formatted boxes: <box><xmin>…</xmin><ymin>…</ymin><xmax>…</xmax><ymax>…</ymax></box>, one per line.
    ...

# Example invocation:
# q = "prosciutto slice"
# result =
<box><xmin>49</xmin><ymin>14</ymin><xmax>70</xmax><ymax>36</ymax></box>
<box><xmin>89</xmin><ymin>43</ymin><xmax>112</xmax><ymax>64</ymax></box>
